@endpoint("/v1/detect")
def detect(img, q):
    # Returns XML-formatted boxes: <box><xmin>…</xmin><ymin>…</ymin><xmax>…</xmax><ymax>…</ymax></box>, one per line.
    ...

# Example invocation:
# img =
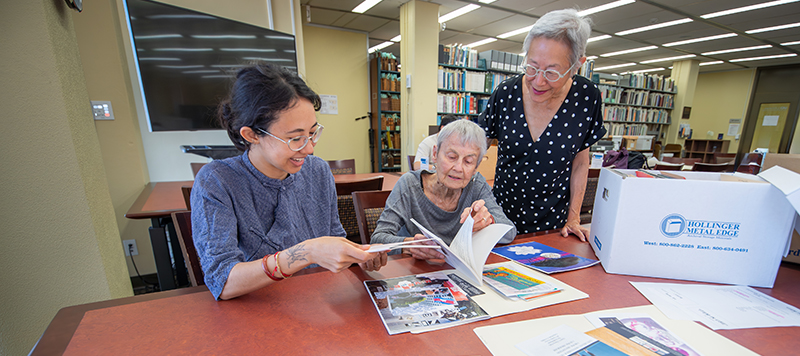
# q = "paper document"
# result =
<box><xmin>410</xmin><ymin>216</ymin><xmax>513</xmax><ymax>286</ymax></box>
<box><xmin>631</xmin><ymin>282</ymin><xmax>800</xmax><ymax>330</ymax></box>
<box><xmin>473</xmin><ymin>305</ymin><xmax>758</xmax><ymax>356</ymax></box>
<box><xmin>366</xmin><ymin>238</ymin><xmax>441</xmax><ymax>253</ymax></box>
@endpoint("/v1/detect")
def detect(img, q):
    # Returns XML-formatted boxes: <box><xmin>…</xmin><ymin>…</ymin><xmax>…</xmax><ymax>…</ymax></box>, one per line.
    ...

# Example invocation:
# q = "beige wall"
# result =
<box><xmin>689</xmin><ymin>69</ymin><xmax>756</xmax><ymax>153</ymax></box>
<box><xmin>0</xmin><ymin>1</ymin><xmax>133</xmax><ymax>354</ymax></box>
<box><xmin>74</xmin><ymin>0</ymin><xmax>155</xmax><ymax>277</ymax></box>
<box><xmin>303</xmin><ymin>25</ymin><xmax>371</xmax><ymax>171</ymax></box>
<box><xmin>73</xmin><ymin>0</ymin><xmax>304</xmax><ymax>277</ymax></box>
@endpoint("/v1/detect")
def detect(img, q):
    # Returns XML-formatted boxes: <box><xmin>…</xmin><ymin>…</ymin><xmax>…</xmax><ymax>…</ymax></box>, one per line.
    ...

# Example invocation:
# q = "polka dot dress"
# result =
<box><xmin>477</xmin><ymin>75</ymin><xmax>607</xmax><ymax>234</ymax></box>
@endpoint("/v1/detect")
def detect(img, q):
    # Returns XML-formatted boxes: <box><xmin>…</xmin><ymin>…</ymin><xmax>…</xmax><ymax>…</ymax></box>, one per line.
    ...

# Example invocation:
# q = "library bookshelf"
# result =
<box><xmin>369</xmin><ymin>52</ymin><xmax>402</xmax><ymax>172</ymax></box>
<box><xmin>594</xmin><ymin>73</ymin><xmax>676</xmax><ymax>141</ymax></box>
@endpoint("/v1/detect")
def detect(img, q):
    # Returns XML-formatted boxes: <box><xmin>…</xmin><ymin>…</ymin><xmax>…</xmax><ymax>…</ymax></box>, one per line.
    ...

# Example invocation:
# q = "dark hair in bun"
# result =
<box><xmin>217</xmin><ymin>63</ymin><xmax>321</xmax><ymax>151</ymax></box>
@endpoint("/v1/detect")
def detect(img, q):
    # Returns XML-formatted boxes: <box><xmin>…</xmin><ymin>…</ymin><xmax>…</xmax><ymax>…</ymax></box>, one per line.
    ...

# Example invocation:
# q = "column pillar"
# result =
<box><xmin>666</xmin><ymin>59</ymin><xmax>700</xmax><ymax>146</ymax></box>
<box><xmin>400</xmin><ymin>0</ymin><xmax>439</xmax><ymax>171</ymax></box>
<box><xmin>273</xmin><ymin>0</ymin><xmax>306</xmax><ymax>76</ymax></box>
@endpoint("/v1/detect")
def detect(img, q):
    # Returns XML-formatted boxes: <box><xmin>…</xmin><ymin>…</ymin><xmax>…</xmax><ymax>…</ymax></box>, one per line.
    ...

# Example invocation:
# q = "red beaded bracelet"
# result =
<box><xmin>262</xmin><ymin>254</ymin><xmax>281</xmax><ymax>281</ymax></box>
<box><xmin>273</xmin><ymin>251</ymin><xmax>291</xmax><ymax>279</ymax></box>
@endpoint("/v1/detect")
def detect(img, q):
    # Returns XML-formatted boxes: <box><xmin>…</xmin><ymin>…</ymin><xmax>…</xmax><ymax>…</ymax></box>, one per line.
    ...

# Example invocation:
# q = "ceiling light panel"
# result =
<box><xmin>352</xmin><ymin>0</ymin><xmax>382</xmax><ymax>14</ymax></box>
<box><xmin>663</xmin><ymin>33</ymin><xmax>737</xmax><ymax>47</ymax></box>
<box><xmin>701</xmin><ymin>0</ymin><xmax>800</xmax><ymax>19</ymax></box>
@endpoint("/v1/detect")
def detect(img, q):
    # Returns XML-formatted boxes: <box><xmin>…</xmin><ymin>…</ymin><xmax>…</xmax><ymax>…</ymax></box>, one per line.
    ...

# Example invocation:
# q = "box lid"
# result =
<box><xmin>758</xmin><ymin>166</ymin><xmax>800</xmax><ymax>215</ymax></box>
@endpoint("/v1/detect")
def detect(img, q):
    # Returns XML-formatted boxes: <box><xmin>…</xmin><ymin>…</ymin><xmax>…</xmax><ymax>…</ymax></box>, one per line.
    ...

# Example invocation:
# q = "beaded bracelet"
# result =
<box><xmin>273</xmin><ymin>251</ymin><xmax>292</xmax><ymax>279</ymax></box>
<box><xmin>262</xmin><ymin>254</ymin><xmax>281</xmax><ymax>281</ymax></box>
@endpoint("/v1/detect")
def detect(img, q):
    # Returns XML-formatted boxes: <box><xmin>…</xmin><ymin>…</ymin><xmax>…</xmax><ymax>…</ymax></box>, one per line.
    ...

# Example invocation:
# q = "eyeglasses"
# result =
<box><xmin>522</xmin><ymin>62</ymin><xmax>576</xmax><ymax>82</ymax></box>
<box><xmin>255</xmin><ymin>124</ymin><xmax>324</xmax><ymax>152</ymax></box>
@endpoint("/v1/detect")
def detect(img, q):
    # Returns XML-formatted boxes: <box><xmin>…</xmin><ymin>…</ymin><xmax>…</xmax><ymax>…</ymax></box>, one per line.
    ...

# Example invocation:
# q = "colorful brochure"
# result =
<box><xmin>492</xmin><ymin>241</ymin><xmax>599</xmax><ymax>274</ymax></box>
<box><xmin>482</xmin><ymin>264</ymin><xmax>562</xmax><ymax>301</ymax></box>
<box><xmin>364</xmin><ymin>271</ymin><xmax>490</xmax><ymax>335</ymax></box>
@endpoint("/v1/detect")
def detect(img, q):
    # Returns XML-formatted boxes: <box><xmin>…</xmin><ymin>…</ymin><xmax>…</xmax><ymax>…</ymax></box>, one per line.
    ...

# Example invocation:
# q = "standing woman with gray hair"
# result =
<box><xmin>477</xmin><ymin>9</ymin><xmax>606</xmax><ymax>241</ymax></box>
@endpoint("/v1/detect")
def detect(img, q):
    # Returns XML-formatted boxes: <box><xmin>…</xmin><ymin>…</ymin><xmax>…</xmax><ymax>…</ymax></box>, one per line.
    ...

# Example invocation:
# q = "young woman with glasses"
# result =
<box><xmin>192</xmin><ymin>63</ymin><xmax>387</xmax><ymax>300</ymax></box>
<box><xmin>477</xmin><ymin>9</ymin><xmax>606</xmax><ymax>241</ymax></box>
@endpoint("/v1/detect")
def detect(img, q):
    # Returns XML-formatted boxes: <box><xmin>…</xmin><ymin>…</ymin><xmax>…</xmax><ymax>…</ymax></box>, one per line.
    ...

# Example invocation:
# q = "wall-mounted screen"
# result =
<box><xmin>126</xmin><ymin>0</ymin><xmax>297</xmax><ymax>131</ymax></box>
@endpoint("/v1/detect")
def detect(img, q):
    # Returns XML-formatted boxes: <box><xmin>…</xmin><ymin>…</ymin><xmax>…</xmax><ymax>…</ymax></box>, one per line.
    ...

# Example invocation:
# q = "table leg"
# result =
<box><xmin>166</xmin><ymin>220</ymin><xmax>189</xmax><ymax>287</ymax></box>
<box><xmin>149</xmin><ymin>223</ymin><xmax>176</xmax><ymax>291</ymax></box>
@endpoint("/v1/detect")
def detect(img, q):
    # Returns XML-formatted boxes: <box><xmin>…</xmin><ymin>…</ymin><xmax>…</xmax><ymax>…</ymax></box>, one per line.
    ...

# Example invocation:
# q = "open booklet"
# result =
<box><xmin>410</xmin><ymin>215</ymin><xmax>513</xmax><ymax>286</ymax></box>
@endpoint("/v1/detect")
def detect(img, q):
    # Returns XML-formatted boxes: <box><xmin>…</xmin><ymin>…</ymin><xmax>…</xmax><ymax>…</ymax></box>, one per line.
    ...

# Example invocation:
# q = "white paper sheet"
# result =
<box><xmin>473</xmin><ymin>305</ymin><xmax>759</xmax><ymax>356</ymax></box>
<box><xmin>630</xmin><ymin>282</ymin><xmax>800</xmax><ymax>330</ymax></box>
<box><xmin>515</xmin><ymin>324</ymin><xmax>595</xmax><ymax>356</ymax></box>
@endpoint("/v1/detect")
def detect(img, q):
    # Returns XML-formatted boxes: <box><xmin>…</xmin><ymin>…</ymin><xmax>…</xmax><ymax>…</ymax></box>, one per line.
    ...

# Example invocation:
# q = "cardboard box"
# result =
<box><xmin>589</xmin><ymin>167</ymin><xmax>800</xmax><ymax>288</ymax></box>
<box><xmin>761</xmin><ymin>154</ymin><xmax>800</xmax><ymax>263</ymax></box>
<box><xmin>634</xmin><ymin>135</ymin><xmax>653</xmax><ymax>150</ymax></box>
<box><xmin>622</xmin><ymin>136</ymin><xmax>637</xmax><ymax>150</ymax></box>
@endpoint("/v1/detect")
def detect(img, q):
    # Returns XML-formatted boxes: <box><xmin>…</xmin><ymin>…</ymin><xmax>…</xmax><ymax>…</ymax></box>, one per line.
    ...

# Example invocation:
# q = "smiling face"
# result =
<box><xmin>242</xmin><ymin>98</ymin><xmax>318</xmax><ymax>180</ymax></box>
<box><xmin>432</xmin><ymin>136</ymin><xmax>481</xmax><ymax>190</ymax></box>
<box><xmin>523</xmin><ymin>37</ymin><xmax>580</xmax><ymax>104</ymax></box>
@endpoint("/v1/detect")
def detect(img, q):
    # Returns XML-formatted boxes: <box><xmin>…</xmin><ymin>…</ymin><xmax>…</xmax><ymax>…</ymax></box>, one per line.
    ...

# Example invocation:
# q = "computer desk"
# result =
<box><xmin>32</xmin><ymin>231</ymin><xmax>800</xmax><ymax>355</ymax></box>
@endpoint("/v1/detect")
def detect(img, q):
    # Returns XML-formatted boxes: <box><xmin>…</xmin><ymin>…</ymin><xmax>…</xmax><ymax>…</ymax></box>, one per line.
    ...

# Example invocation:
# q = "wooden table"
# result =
<box><xmin>32</xmin><ymin>231</ymin><xmax>800</xmax><ymax>355</ymax></box>
<box><xmin>124</xmin><ymin>172</ymin><xmax>402</xmax><ymax>291</ymax></box>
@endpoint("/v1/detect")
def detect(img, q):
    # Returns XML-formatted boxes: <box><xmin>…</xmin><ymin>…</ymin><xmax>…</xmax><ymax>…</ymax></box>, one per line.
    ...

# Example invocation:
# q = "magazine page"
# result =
<box><xmin>410</xmin><ymin>218</ymin><xmax>513</xmax><ymax>286</ymax></box>
<box><xmin>584</xmin><ymin>314</ymin><xmax>702</xmax><ymax>356</ymax></box>
<box><xmin>492</xmin><ymin>241</ymin><xmax>599</xmax><ymax>274</ymax></box>
<box><xmin>473</xmin><ymin>305</ymin><xmax>758</xmax><ymax>356</ymax></box>
<box><xmin>449</xmin><ymin>262</ymin><xmax>588</xmax><ymax>318</ymax></box>
<box><xmin>482</xmin><ymin>264</ymin><xmax>562</xmax><ymax>300</ymax></box>
<box><xmin>364</xmin><ymin>271</ymin><xmax>489</xmax><ymax>335</ymax></box>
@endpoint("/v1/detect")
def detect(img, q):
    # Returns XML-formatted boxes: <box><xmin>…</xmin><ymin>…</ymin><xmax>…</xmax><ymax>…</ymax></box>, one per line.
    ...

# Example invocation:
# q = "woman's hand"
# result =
<box><xmin>360</xmin><ymin>247</ymin><xmax>388</xmax><ymax>272</ymax></box>
<box><xmin>460</xmin><ymin>199</ymin><xmax>494</xmax><ymax>232</ymax></box>
<box><xmin>560</xmin><ymin>218</ymin><xmax>589</xmax><ymax>242</ymax></box>
<box><xmin>299</xmin><ymin>236</ymin><xmax>381</xmax><ymax>273</ymax></box>
<box><xmin>403</xmin><ymin>234</ymin><xmax>445</xmax><ymax>260</ymax></box>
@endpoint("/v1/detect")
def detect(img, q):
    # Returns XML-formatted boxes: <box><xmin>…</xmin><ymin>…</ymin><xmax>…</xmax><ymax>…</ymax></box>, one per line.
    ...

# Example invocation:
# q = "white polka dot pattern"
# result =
<box><xmin>476</xmin><ymin>75</ymin><xmax>607</xmax><ymax>234</ymax></box>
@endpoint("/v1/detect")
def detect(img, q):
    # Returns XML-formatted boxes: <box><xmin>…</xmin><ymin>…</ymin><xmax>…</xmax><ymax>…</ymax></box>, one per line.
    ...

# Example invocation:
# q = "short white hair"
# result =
<box><xmin>436</xmin><ymin>119</ymin><xmax>488</xmax><ymax>166</ymax></box>
<box><xmin>522</xmin><ymin>9</ymin><xmax>592</xmax><ymax>67</ymax></box>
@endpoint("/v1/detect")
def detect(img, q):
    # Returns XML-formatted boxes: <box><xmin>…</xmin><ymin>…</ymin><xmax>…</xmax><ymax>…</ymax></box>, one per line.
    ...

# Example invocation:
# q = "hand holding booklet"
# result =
<box><xmin>410</xmin><ymin>215</ymin><xmax>514</xmax><ymax>286</ymax></box>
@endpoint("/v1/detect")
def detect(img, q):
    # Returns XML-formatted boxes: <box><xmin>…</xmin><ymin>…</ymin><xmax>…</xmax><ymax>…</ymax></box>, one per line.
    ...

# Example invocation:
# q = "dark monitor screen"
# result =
<box><xmin>126</xmin><ymin>0</ymin><xmax>297</xmax><ymax>131</ymax></box>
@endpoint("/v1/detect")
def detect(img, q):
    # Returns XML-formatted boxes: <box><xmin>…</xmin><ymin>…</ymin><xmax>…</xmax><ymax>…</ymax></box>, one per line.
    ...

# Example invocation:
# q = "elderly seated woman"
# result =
<box><xmin>371</xmin><ymin>119</ymin><xmax>516</xmax><ymax>260</ymax></box>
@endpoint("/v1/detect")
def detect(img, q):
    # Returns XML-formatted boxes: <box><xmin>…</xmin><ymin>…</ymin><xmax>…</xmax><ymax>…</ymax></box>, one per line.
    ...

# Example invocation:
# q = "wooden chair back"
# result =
<box><xmin>692</xmin><ymin>162</ymin><xmax>734</xmax><ymax>172</ymax></box>
<box><xmin>654</xmin><ymin>163</ymin><xmax>684</xmax><ymax>171</ymax></box>
<box><xmin>352</xmin><ymin>190</ymin><xmax>392</xmax><ymax>244</ymax></box>
<box><xmin>335</xmin><ymin>176</ymin><xmax>384</xmax><ymax>243</ymax></box>
<box><xmin>713</xmin><ymin>153</ymin><xmax>736</xmax><ymax>164</ymax></box>
<box><xmin>181</xmin><ymin>186</ymin><xmax>192</xmax><ymax>210</ymax></box>
<box><xmin>662</xmin><ymin>144</ymin><xmax>682</xmax><ymax>157</ymax></box>
<box><xmin>327</xmin><ymin>159</ymin><xmax>356</xmax><ymax>175</ymax></box>
<box><xmin>737</xmin><ymin>152</ymin><xmax>764</xmax><ymax>174</ymax></box>
<box><xmin>580</xmin><ymin>177</ymin><xmax>599</xmax><ymax>224</ymax></box>
<box><xmin>662</xmin><ymin>157</ymin><xmax>701</xmax><ymax>166</ymax></box>
<box><xmin>171</xmin><ymin>211</ymin><xmax>204</xmax><ymax>287</ymax></box>
<box><xmin>190</xmin><ymin>162</ymin><xmax>207</xmax><ymax>178</ymax></box>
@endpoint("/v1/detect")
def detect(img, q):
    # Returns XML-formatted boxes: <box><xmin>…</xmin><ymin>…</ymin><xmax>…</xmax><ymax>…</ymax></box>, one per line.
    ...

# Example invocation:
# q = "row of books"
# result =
<box><xmin>478</xmin><ymin>49</ymin><xmax>524</xmax><ymax>73</ymax></box>
<box><xmin>438</xmin><ymin>44</ymin><xmax>480</xmax><ymax>68</ymax></box>
<box><xmin>604</xmin><ymin>122</ymin><xmax>652</xmax><ymax>136</ymax></box>
<box><xmin>618</xmin><ymin>73</ymin><xmax>676</xmax><ymax>92</ymax></box>
<box><xmin>601</xmin><ymin>88</ymin><xmax>674</xmax><ymax>109</ymax></box>
<box><xmin>381</xmin><ymin>131</ymin><xmax>400</xmax><ymax>150</ymax></box>
<box><xmin>602</xmin><ymin>105</ymin><xmax>671</xmax><ymax>123</ymax></box>
<box><xmin>437</xmin><ymin>67</ymin><xmax>488</xmax><ymax>93</ymax></box>
<box><xmin>437</xmin><ymin>92</ymin><xmax>489</xmax><ymax>115</ymax></box>
<box><xmin>578</xmin><ymin>59</ymin><xmax>594</xmax><ymax>81</ymax></box>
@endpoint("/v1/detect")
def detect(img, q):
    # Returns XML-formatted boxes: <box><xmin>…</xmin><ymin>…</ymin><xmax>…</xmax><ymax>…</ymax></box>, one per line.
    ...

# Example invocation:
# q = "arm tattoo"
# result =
<box><xmin>285</xmin><ymin>244</ymin><xmax>309</xmax><ymax>268</ymax></box>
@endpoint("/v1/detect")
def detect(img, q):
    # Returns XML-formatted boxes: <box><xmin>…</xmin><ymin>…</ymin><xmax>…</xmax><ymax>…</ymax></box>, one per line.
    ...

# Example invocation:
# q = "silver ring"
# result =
<box><xmin>482</xmin><ymin>217</ymin><xmax>487</xmax><ymax>222</ymax></box>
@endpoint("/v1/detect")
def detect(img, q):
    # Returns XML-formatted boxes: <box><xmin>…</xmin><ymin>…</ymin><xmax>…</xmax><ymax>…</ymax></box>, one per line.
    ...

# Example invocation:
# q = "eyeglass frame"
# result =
<box><xmin>253</xmin><ymin>124</ymin><xmax>324</xmax><ymax>152</ymax></box>
<box><xmin>521</xmin><ymin>61</ymin><xmax>577</xmax><ymax>82</ymax></box>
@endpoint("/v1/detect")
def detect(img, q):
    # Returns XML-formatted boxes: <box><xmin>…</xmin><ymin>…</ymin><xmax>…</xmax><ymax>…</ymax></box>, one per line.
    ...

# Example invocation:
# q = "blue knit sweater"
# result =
<box><xmin>191</xmin><ymin>152</ymin><xmax>344</xmax><ymax>299</ymax></box>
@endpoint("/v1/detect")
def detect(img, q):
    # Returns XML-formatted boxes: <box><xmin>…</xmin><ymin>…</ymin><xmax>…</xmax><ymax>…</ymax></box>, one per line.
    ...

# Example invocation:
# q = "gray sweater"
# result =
<box><xmin>371</xmin><ymin>170</ymin><xmax>516</xmax><ymax>245</ymax></box>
